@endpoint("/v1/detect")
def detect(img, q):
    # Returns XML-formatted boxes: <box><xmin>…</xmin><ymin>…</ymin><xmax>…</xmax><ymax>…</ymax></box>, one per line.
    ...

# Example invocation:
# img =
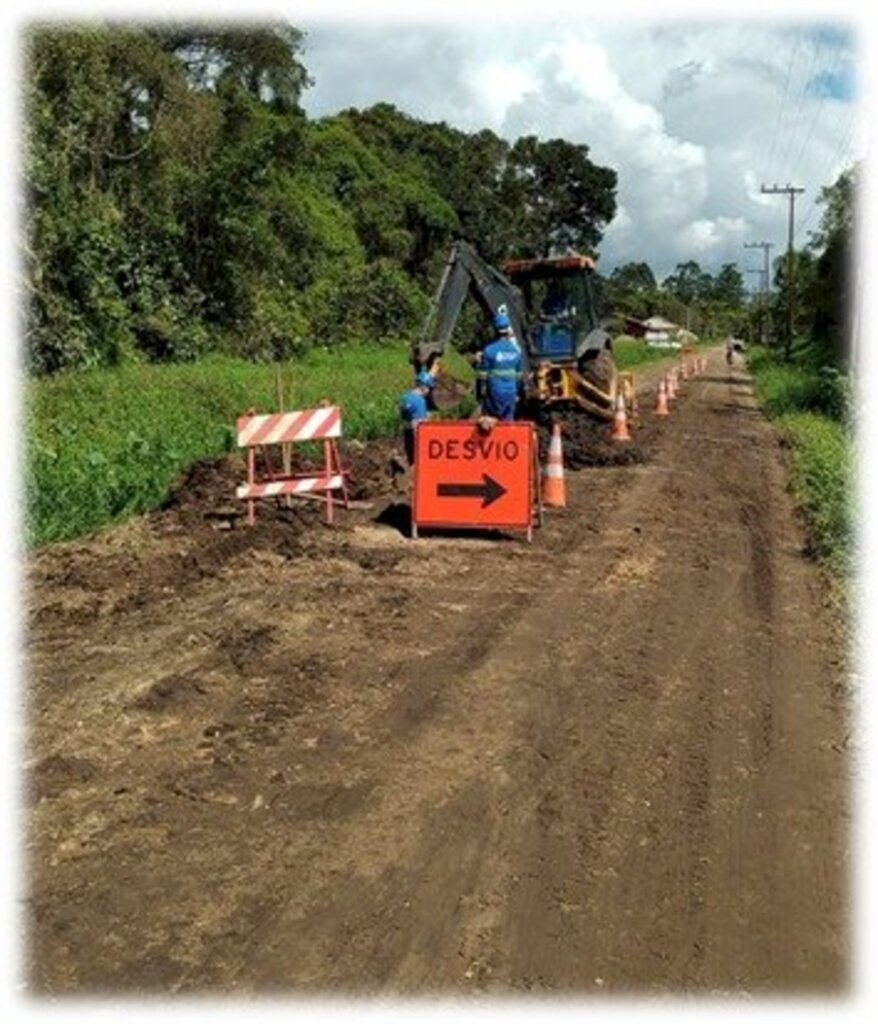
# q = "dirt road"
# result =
<box><xmin>24</xmin><ymin>350</ymin><xmax>850</xmax><ymax>995</ymax></box>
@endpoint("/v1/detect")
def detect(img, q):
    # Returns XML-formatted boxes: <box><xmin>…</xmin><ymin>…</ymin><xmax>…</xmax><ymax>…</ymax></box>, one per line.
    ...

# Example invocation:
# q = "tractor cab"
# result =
<box><xmin>502</xmin><ymin>254</ymin><xmax>600</xmax><ymax>364</ymax></box>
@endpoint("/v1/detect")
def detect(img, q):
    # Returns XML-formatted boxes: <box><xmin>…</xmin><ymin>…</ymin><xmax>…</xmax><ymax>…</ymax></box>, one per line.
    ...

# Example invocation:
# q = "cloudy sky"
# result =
<box><xmin>298</xmin><ymin>13</ymin><xmax>863</xmax><ymax>284</ymax></box>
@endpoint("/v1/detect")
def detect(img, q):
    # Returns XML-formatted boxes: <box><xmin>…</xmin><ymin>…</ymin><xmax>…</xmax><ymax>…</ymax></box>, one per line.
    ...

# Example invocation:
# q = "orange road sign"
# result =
<box><xmin>412</xmin><ymin>421</ymin><xmax>537</xmax><ymax>536</ymax></box>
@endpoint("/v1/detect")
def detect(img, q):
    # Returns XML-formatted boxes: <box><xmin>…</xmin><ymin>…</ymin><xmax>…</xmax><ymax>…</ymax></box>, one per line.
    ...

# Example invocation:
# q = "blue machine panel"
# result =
<box><xmin>532</xmin><ymin>324</ymin><xmax>575</xmax><ymax>359</ymax></box>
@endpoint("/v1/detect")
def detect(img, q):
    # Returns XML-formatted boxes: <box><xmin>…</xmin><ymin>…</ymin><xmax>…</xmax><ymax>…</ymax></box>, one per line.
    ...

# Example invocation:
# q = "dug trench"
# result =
<box><xmin>24</xmin><ymin>351</ymin><xmax>849</xmax><ymax>994</ymax></box>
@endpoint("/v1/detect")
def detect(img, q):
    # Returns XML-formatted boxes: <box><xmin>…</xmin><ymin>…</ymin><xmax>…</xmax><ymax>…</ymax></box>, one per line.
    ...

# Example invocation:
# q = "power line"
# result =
<box><xmin>764</xmin><ymin>28</ymin><xmax>803</xmax><ymax>183</ymax></box>
<box><xmin>799</xmin><ymin>114</ymin><xmax>858</xmax><ymax>237</ymax></box>
<box><xmin>774</xmin><ymin>31</ymin><xmax>823</xmax><ymax>176</ymax></box>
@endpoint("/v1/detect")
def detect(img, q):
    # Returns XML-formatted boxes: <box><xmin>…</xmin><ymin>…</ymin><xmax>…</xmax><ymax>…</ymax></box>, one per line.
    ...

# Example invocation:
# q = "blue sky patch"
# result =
<box><xmin>808</xmin><ymin>66</ymin><xmax>855</xmax><ymax>102</ymax></box>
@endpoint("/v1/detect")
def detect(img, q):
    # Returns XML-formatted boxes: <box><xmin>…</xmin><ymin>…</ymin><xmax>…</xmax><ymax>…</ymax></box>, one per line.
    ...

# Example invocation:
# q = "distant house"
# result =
<box><xmin>623</xmin><ymin>315</ymin><xmax>681</xmax><ymax>342</ymax></box>
<box><xmin>623</xmin><ymin>316</ymin><xmax>648</xmax><ymax>338</ymax></box>
<box><xmin>621</xmin><ymin>315</ymin><xmax>699</xmax><ymax>349</ymax></box>
<box><xmin>642</xmin><ymin>316</ymin><xmax>680</xmax><ymax>334</ymax></box>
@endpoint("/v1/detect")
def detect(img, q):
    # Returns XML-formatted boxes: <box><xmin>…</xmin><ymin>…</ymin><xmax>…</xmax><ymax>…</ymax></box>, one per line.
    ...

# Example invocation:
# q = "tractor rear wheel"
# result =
<box><xmin>580</xmin><ymin>347</ymin><xmax>618</xmax><ymax>406</ymax></box>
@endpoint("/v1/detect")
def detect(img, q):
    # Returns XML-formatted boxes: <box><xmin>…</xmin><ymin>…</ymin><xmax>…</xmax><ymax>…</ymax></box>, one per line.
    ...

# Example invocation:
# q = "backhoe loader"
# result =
<box><xmin>413</xmin><ymin>240</ymin><xmax>621</xmax><ymax>421</ymax></box>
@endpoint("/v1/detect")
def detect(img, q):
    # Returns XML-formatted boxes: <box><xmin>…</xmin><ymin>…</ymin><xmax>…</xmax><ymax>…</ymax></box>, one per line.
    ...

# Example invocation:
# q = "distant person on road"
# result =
<box><xmin>478</xmin><ymin>312</ymin><xmax>523</xmax><ymax>421</ymax></box>
<box><xmin>726</xmin><ymin>340</ymin><xmax>735</xmax><ymax>368</ymax></box>
<box><xmin>398</xmin><ymin>370</ymin><xmax>436</xmax><ymax>466</ymax></box>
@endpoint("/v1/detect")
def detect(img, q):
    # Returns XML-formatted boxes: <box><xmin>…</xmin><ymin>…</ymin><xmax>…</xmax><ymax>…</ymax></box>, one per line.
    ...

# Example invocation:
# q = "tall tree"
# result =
<box><xmin>502</xmin><ymin>136</ymin><xmax>617</xmax><ymax>257</ymax></box>
<box><xmin>661</xmin><ymin>260</ymin><xmax>713</xmax><ymax>305</ymax></box>
<box><xmin>807</xmin><ymin>164</ymin><xmax>858</xmax><ymax>367</ymax></box>
<box><xmin>150</xmin><ymin>24</ymin><xmax>311</xmax><ymax>111</ymax></box>
<box><xmin>609</xmin><ymin>261</ymin><xmax>656</xmax><ymax>294</ymax></box>
<box><xmin>711</xmin><ymin>263</ymin><xmax>745</xmax><ymax>306</ymax></box>
<box><xmin>604</xmin><ymin>262</ymin><xmax>658</xmax><ymax>320</ymax></box>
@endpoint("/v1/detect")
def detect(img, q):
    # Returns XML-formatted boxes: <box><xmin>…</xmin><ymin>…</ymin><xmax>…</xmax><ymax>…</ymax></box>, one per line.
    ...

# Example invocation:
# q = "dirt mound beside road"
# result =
<box><xmin>162</xmin><ymin>438</ymin><xmax>402</xmax><ymax>522</ymax></box>
<box><xmin>536</xmin><ymin>406</ymin><xmax>659</xmax><ymax>469</ymax></box>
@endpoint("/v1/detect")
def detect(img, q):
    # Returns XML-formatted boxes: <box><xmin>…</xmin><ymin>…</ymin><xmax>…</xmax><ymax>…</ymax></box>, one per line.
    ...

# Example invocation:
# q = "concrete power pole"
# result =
<box><xmin>760</xmin><ymin>184</ymin><xmax>804</xmax><ymax>360</ymax></box>
<box><xmin>744</xmin><ymin>241</ymin><xmax>774</xmax><ymax>344</ymax></box>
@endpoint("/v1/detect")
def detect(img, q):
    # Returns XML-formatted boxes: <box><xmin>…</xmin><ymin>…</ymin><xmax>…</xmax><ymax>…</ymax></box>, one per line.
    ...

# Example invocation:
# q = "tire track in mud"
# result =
<box><xmin>25</xmin><ymin>353</ymin><xmax>849</xmax><ymax>994</ymax></box>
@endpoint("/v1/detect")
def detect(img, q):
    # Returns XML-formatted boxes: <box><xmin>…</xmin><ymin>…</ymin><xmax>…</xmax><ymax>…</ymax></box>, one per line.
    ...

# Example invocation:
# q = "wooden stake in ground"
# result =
<box><xmin>275</xmin><ymin>363</ymin><xmax>293</xmax><ymax>508</ymax></box>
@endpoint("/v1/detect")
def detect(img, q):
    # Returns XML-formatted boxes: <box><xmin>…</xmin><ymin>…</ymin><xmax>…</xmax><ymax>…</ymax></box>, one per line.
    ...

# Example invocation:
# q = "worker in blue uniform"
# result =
<box><xmin>399</xmin><ymin>370</ymin><xmax>436</xmax><ymax>465</ymax></box>
<box><xmin>478</xmin><ymin>312</ymin><xmax>523</xmax><ymax>421</ymax></box>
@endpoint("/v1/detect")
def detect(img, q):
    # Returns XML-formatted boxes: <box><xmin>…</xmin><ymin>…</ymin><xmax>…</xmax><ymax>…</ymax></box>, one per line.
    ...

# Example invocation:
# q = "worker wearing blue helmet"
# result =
<box><xmin>478</xmin><ymin>311</ymin><xmax>523</xmax><ymax>421</ymax></box>
<box><xmin>399</xmin><ymin>369</ymin><xmax>436</xmax><ymax>465</ymax></box>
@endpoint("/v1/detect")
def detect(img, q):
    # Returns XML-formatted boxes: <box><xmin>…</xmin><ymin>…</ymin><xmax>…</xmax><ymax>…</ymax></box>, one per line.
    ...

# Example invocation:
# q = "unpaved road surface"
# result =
<box><xmin>24</xmin><ymin>351</ymin><xmax>850</xmax><ymax>995</ymax></box>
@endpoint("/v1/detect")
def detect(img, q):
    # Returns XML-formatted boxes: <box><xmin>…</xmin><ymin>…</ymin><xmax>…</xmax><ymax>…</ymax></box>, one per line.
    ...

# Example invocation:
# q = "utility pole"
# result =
<box><xmin>745</xmin><ymin>267</ymin><xmax>765</xmax><ymax>343</ymax></box>
<box><xmin>744</xmin><ymin>241</ymin><xmax>774</xmax><ymax>344</ymax></box>
<box><xmin>760</xmin><ymin>184</ymin><xmax>804</xmax><ymax>360</ymax></box>
<box><xmin>745</xmin><ymin>267</ymin><xmax>765</xmax><ymax>291</ymax></box>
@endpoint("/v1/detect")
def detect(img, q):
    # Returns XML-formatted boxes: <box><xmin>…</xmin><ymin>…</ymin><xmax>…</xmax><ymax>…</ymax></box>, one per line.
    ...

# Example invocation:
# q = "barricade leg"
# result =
<box><xmin>332</xmin><ymin>439</ymin><xmax>350</xmax><ymax>509</ymax></box>
<box><xmin>322</xmin><ymin>439</ymin><xmax>334</xmax><ymax>525</ymax></box>
<box><xmin>247</xmin><ymin>447</ymin><xmax>256</xmax><ymax>526</ymax></box>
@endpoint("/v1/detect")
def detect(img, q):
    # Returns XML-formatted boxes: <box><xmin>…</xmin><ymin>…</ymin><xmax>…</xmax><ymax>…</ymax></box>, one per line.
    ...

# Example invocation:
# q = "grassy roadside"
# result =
<box><xmin>613</xmin><ymin>338</ymin><xmax>686</xmax><ymax>371</ymax></box>
<box><xmin>747</xmin><ymin>344</ymin><xmax>853</xmax><ymax>577</ymax></box>
<box><xmin>26</xmin><ymin>344</ymin><xmax>478</xmax><ymax>548</ymax></box>
<box><xmin>25</xmin><ymin>337</ymin><xmax>698</xmax><ymax>549</ymax></box>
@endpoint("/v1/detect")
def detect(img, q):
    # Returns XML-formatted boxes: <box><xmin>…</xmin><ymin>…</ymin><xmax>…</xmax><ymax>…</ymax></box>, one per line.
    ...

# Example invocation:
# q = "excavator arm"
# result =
<box><xmin>413</xmin><ymin>241</ymin><xmax>530</xmax><ymax>373</ymax></box>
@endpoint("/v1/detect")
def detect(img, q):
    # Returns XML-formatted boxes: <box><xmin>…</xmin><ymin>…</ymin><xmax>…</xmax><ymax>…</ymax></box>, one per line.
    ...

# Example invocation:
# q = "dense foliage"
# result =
<box><xmin>25</xmin><ymin>23</ymin><xmax>618</xmax><ymax>374</ymax></box>
<box><xmin>743</xmin><ymin>165</ymin><xmax>858</xmax><ymax>366</ymax></box>
<box><xmin>600</xmin><ymin>258</ymin><xmax>747</xmax><ymax>338</ymax></box>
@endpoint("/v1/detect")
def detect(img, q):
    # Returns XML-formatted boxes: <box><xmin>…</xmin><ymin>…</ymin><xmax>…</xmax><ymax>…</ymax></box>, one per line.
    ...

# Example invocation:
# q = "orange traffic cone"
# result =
<box><xmin>666</xmin><ymin>370</ymin><xmax>677</xmax><ymax>401</ymax></box>
<box><xmin>542</xmin><ymin>422</ymin><xmax>567</xmax><ymax>508</ymax></box>
<box><xmin>610</xmin><ymin>393</ymin><xmax>631</xmax><ymax>442</ymax></box>
<box><xmin>654</xmin><ymin>377</ymin><xmax>669</xmax><ymax>417</ymax></box>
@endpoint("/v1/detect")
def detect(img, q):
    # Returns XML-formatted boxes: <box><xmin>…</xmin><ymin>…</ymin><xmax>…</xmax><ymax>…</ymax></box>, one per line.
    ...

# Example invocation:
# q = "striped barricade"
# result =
<box><xmin>236</xmin><ymin>405</ymin><xmax>350</xmax><ymax>525</ymax></box>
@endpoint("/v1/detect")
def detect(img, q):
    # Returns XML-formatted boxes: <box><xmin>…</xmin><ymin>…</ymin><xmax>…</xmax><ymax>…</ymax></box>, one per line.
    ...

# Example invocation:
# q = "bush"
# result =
<box><xmin>747</xmin><ymin>343</ymin><xmax>854</xmax><ymax>574</ymax></box>
<box><xmin>778</xmin><ymin>413</ymin><xmax>853</xmax><ymax>570</ymax></box>
<box><xmin>748</xmin><ymin>345</ymin><xmax>851</xmax><ymax>423</ymax></box>
<box><xmin>305</xmin><ymin>259</ymin><xmax>427</xmax><ymax>346</ymax></box>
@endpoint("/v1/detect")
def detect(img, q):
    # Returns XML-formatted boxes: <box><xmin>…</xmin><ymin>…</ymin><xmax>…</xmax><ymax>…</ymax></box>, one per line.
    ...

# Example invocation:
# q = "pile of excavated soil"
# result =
<box><xmin>158</xmin><ymin>407</ymin><xmax>662</xmax><ymax>539</ymax></box>
<box><xmin>536</xmin><ymin>407</ymin><xmax>659</xmax><ymax>470</ymax></box>
<box><xmin>27</xmin><ymin>440</ymin><xmax>408</xmax><ymax>629</ymax></box>
<box><xmin>161</xmin><ymin>437</ymin><xmax>403</xmax><ymax>528</ymax></box>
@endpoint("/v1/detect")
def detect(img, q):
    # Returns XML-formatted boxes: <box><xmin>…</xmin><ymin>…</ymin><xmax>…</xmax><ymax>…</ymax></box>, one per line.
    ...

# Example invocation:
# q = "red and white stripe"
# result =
<box><xmin>236</xmin><ymin>475</ymin><xmax>345</xmax><ymax>500</ymax></box>
<box><xmin>237</xmin><ymin>406</ymin><xmax>341</xmax><ymax>447</ymax></box>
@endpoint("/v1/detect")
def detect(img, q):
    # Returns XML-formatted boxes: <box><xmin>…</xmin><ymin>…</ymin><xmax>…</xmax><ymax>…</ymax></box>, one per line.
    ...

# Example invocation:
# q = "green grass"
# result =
<box><xmin>26</xmin><ymin>343</ymin><xmax>475</xmax><ymax>548</ymax></box>
<box><xmin>775</xmin><ymin>413</ymin><xmax>853</xmax><ymax>571</ymax></box>
<box><xmin>748</xmin><ymin>344</ymin><xmax>851</xmax><ymax>422</ymax></box>
<box><xmin>747</xmin><ymin>343</ymin><xmax>853</xmax><ymax>574</ymax></box>
<box><xmin>21</xmin><ymin>335</ymin><xmax>720</xmax><ymax>549</ymax></box>
<box><xmin>613</xmin><ymin>338</ymin><xmax>683</xmax><ymax>371</ymax></box>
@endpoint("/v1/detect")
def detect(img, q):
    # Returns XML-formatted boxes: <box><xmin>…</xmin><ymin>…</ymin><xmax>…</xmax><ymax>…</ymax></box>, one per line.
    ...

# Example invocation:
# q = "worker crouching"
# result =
<box><xmin>399</xmin><ymin>370</ymin><xmax>436</xmax><ymax>465</ymax></box>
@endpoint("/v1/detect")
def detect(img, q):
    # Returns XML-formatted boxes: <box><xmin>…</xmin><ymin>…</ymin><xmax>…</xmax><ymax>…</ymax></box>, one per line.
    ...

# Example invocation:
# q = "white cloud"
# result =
<box><xmin>681</xmin><ymin>215</ymin><xmax>748</xmax><ymax>254</ymax></box>
<box><xmin>464</xmin><ymin>62</ymin><xmax>538</xmax><ymax>126</ymax></box>
<box><xmin>300</xmin><ymin>18</ymin><xmax>864</xmax><ymax>280</ymax></box>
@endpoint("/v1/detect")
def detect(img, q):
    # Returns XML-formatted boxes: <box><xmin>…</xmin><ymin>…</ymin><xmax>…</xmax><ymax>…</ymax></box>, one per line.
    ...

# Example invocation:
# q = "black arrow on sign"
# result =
<box><xmin>437</xmin><ymin>473</ymin><xmax>507</xmax><ymax>508</ymax></box>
